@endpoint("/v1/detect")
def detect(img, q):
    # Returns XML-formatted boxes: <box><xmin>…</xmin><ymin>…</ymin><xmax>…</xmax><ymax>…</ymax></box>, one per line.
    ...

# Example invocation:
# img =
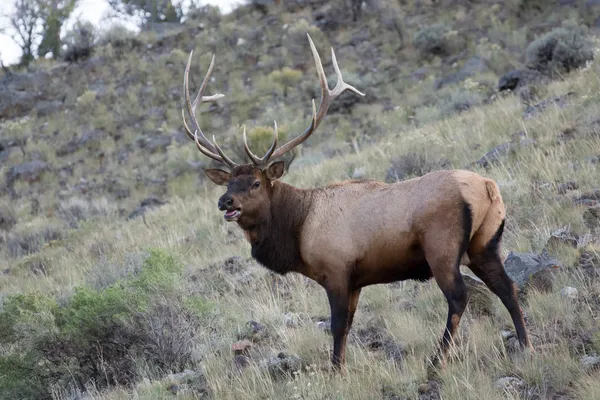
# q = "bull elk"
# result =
<box><xmin>180</xmin><ymin>34</ymin><xmax>533</xmax><ymax>373</ymax></box>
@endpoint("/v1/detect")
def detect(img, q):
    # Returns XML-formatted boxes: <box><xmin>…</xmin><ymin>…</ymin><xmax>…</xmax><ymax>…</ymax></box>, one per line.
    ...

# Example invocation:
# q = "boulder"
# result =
<box><xmin>503</xmin><ymin>250</ymin><xmax>562</xmax><ymax>292</ymax></box>
<box><xmin>6</xmin><ymin>160</ymin><xmax>50</xmax><ymax>185</ymax></box>
<box><xmin>497</xmin><ymin>69</ymin><xmax>542</xmax><ymax>92</ymax></box>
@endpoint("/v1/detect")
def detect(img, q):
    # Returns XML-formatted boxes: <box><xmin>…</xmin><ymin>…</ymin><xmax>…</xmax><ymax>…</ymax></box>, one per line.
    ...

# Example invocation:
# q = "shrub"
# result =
<box><xmin>525</xmin><ymin>22</ymin><xmax>594</xmax><ymax>76</ymax></box>
<box><xmin>0</xmin><ymin>249</ymin><xmax>204</xmax><ymax>400</ymax></box>
<box><xmin>62</xmin><ymin>20</ymin><xmax>97</xmax><ymax>63</ymax></box>
<box><xmin>268</xmin><ymin>67</ymin><xmax>303</xmax><ymax>97</ymax></box>
<box><xmin>385</xmin><ymin>152</ymin><xmax>450</xmax><ymax>183</ymax></box>
<box><xmin>413</xmin><ymin>23</ymin><xmax>458</xmax><ymax>58</ymax></box>
<box><xmin>232</xmin><ymin>125</ymin><xmax>297</xmax><ymax>169</ymax></box>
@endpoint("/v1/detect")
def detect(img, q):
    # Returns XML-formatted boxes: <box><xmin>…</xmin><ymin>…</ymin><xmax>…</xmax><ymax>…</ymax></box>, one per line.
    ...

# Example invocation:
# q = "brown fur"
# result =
<box><xmin>208</xmin><ymin>166</ymin><xmax>533</xmax><ymax>372</ymax></box>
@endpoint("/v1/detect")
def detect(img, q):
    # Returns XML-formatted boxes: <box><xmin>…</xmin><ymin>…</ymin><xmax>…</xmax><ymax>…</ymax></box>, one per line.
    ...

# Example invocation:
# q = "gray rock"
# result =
<box><xmin>560</xmin><ymin>286</ymin><xmax>578</xmax><ymax>299</ymax></box>
<box><xmin>127</xmin><ymin>196</ymin><xmax>169</xmax><ymax>219</ymax></box>
<box><xmin>503</xmin><ymin>250</ymin><xmax>562</xmax><ymax>291</ymax></box>
<box><xmin>283</xmin><ymin>312</ymin><xmax>301</xmax><ymax>328</ymax></box>
<box><xmin>544</xmin><ymin>226</ymin><xmax>589</xmax><ymax>251</ymax></box>
<box><xmin>6</xmin><ymin>160</ymin><xmax>50</xmax><ymax>185</ymax></box>
<box><xmin>495</xmin><ymin>376</ymin><xmax>526</xmax><ymax>393</ymax></box>
<box><xmin>523</xmin><ymin>92</ymin><xmax>575</xmax><ymax>120</ymax></box>
<box><xmin>583</xmin><ymin>206</ymin><xmax>600</xmax><ymax>230</ymax></box>
<box><xmin>0</xmin><ymin>207</ymin><xmax>16</xmax><ymax>232</ymax></box>
<box><xmin>352</xmin><ymin>167</ymin><xmax>367</xmax><ymax>179</ymax></box>
<box><xmin>556</xmin><ymin>181</ymin><xmax>579</xmax><ymax>194</ymax></box>
<box><xmin>473</xmin><ymin>133</ymin><xmax>536</xmax><ymax>169</ymax></box>
<box><xmin>262</xmin><ymin>352</ymin><xmax>302</xmax><ymax>379</ymax></box>
<box><xmin>498</xmin><ymin>69</ymin><xmax>542</xmax><ymax>92</ymax></box>
<box><xmin>435</xmin><ymin>56</ymin><xmax>488</xmax><ymax>90</ymax></box>
<box><xmin>581</xmin><ymin>355</ymin><xmax>600</xmax><ymax>372</ymax></box>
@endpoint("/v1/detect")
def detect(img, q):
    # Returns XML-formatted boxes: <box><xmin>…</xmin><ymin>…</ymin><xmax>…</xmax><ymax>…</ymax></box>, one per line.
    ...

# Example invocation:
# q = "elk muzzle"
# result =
<box><xmin>218</xmin><ymin>193</ymin><xmax>241</xmax><ymax>221</ymax></box>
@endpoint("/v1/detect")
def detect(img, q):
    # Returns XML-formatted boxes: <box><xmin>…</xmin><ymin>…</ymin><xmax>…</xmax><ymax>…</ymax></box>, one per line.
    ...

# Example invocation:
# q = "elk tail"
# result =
<box><xmin>485</xmin><ymin>180</ymin><xmax>501</xmax><ymax>203</ymax></box>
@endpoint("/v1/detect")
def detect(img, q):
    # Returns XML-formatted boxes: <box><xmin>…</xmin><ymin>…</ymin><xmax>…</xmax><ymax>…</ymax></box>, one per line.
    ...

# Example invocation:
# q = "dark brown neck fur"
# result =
<box><xmin>242</xmin><ymin>181</ymin><xmax>313</xmax><ymax>275</ymax></box>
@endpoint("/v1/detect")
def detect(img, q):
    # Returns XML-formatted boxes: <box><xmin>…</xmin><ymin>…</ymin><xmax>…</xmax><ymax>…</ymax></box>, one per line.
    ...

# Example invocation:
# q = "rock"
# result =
<box><xmin>557</xmin><ymin>181</ymin><xmax>579</xmax><ymax>194</ymax></box>
<box><xmin>352</xmin><ymin>167</ymin><xmax>367</xmax><ymax>179</ymax></box>
<box><xmin>138</xmin><ymin>134</ymin><xmax>172</xmax><ymax>153</ymax></box>
<box><xmin>238</xmin><ymin>320</ymin><xmax>269</xmax><ymax>343</ymax></box>
<box><xmin>495</xmin><ymin>376</ymin><xmax>526</xmax><ymax>394</ymax></box>
<box><xmin>435</xmin><ymin>56</ymin><xmax>488</xmax><ymax>90</ymax></box>
<box><xmin>234</xmin><ymin>354</ymin><xmax>251</xmax><ymax>371</ymax></box>
<box><xmin>498</xmin><ymin>69</ymin><xmax>542</xmax><ymax>92</ymax></box>
<box><xmin>262</xmin><ymin>352</ymin><xmax>302</xmax><ymax>380</ymax></box>
<box><xmin>503</xmin><ymin>250</ymin><xmax>562</xmax><ymax>292</ymax></box>
<box><xmin>410</xmin><ymin>67</ymin><xmax>429</xmax><ymax>82</ymax></box>
<box><xmin>6</xmin><ymin>160</ymin><xmax>50</xmax><ymax>185</ymax></box>
<box><xmin>523</xmin><ymin>92</ymin><xmax>575</xmax><ymax>120</ymax></box>
<box><xmin>578</xmin><ymin>251</ymin><xmax>600</xmax><ymax>278</ymax></box>
<box><xmin>165</xmin><ymin>369</ymin><xmax>209</xmax><ymax>396</ymax></box>
<box><xmin>351</xmin><ymin>325</ymin><xmax>405</xmax><ymax>364</ymax></box>
<box><xmin>573</xmin><ymin>189</ymin><xmax>600</xmax><ymax>206</ymax></box>
<box><xmin>560</xmin><ymin>286</ymin><xmax>578</xmax><ymax>299</ymax></box>
<box><xmin>580</xmin><ymin>355</ymin><xmax>600</xmax><ymax>372</ymax></box>
<box><xmin>127</xmin><ymin>196</ymin><xmax>169</xmax><ymax>219</ymax></box>
<box><xmin>231</xmin><ymin>339</ymin><xmax>253</xmax><ymax>355</ymax></box>
<box><xmin>582</xmin><ymin>206</ymin><xmax>600</xmax><ymax>230</ymax></box>
<box><xmin>544</xmin><ymin>226</ymin><xmax>589</xmax><ymax>252</ymax></box>
<box><xmin>462</xmin><ymin>273</ymin><xmax>495</xmax><ymax>317</ymax></box>
<box><xmin>473</xmin><ymin>133</ymin><xmax>536</xmax><ymax>169</ymax></box>
<box><xmin>500</xmin><ymin>330</ymin><xmax>515</xmax><ymax>340</ymax></box>
<box><xmin>283</xmin><ymin>312</ymin><xmax>301</xmax><ymax>328</ymax></box>
<box><xmin>417</xmin><ymin>379</ymin><xmax>441</xmax><ymax>400</ymax></box>
<box><xmin>316</xmin><ymin>319</ymin><xmax>331</xmax><ymax>333</ymax></box>
<box><xmin>0</xmin><ymin>207</ymin><xmax>17</xmax><ymax>232</ymax></box>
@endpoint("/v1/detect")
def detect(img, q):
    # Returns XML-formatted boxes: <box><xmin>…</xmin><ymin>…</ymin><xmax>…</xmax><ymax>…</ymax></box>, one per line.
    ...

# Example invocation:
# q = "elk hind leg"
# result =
<box><xmin>468</xmin><ymin>220</ymin><xmax>532</xmax><ymax>351</ymax></box>
<box><xmin>425</xmin><ymin>203</ymin><xmax>472</xmax><ymax>375</ymax></box>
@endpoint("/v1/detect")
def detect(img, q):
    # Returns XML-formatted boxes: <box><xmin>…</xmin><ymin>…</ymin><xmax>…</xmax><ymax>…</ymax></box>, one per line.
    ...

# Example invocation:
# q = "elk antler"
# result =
<box><xmin>182</xmin><ymin>51</ymin><xmax>239</xmax><ymax>169</ymax></box>
<box><xmin>183</xmin><ymin>34</ymin><xmax>365</xmax><ymax>170</ymax></box>
<box><xmin>242</xmin><ymin>33</ymin><xmax>365</xmax><ymax>167</ymax></box>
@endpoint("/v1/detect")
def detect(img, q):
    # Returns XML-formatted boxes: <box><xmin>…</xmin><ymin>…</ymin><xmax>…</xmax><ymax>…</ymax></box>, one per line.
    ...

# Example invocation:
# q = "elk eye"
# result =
<box><xmin>252</xmin><ymin>181</ymin><xmax>260</xmax><ymax>189</ymax></box>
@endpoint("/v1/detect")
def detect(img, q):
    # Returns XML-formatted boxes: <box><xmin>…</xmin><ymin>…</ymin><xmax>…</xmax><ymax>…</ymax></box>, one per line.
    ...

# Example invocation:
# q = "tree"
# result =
<box><xmin>106</xmin><ymin>0</ymin><xmax>188</xmax><ymax>28</ymax></box>
<box><xmin>37</xmin><ymin>0</ymin><xmax>78</xmax><ymax>58</ymax></box>
<box><xmin>4</xmin><ymin>0</ymin><xmax>79</xmax><ymax>66</ymax></box>
<box><xmin>6</xmin><ymin>0</ymin><xmax>42</xmax><ymax>66</ymax></box>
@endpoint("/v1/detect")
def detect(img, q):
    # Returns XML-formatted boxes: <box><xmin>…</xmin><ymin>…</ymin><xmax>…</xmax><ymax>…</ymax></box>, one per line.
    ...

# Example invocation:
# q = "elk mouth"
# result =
<box><xmin>224</xmin><ymin>209</ymin><xmax>241</xmax><ymax>221</ymax></box>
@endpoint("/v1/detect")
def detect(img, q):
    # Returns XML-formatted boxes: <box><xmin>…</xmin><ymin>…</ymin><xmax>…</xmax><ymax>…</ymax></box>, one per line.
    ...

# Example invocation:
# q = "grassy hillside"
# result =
<box><xmin>1</xmin><ymin>1</ymin><xmax>600</xmax><ymax>399</ymax></box>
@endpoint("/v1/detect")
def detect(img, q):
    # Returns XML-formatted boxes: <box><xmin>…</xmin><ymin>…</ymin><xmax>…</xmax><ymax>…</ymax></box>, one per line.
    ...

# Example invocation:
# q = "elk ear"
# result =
<box><xmin>205</xmin><ymin>169</ymin><xmax>231</xmax><ymax>186</ymax></box>
<box><xmin>265</xmin><ymin>161</ymin><xmax>285</xmax><ymax>181</ymax></box>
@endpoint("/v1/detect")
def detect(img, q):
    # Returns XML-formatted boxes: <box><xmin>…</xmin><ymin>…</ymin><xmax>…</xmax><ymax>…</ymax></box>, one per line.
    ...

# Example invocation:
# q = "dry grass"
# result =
<box><xmin>2</xmin><ymin>4</ymin><xmax>600</xmax><ymax>399</ymax></box>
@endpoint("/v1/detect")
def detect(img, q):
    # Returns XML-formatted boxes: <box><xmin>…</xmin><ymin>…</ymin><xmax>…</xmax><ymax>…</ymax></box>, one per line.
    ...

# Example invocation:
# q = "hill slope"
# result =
<box><xmin>1</xmin><ymin>1</ymin><xmax>600</xmax><ymax>399</ymax></box>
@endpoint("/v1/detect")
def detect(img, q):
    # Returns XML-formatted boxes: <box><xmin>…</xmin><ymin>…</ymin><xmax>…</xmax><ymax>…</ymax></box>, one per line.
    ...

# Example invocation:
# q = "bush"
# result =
<box><xmin>0</xmin><ymin>249</ymin><xmax>206</xmax><ymax>400</ymax></box>
<box><xmin>232</xmin><ymin>125</ymin><xmax>297</xmax><ymax>169</ymax></box>
<box><xmin>62</xmin><ymin>20</ymin><xmax>97</xmax><ymax>63</ymax></box>
<box><xmin>385</xmin><ymin>152</ymin><xmax>450</xmax><ymax>183</ymax></box>
<box><xmin>525</xmin><ymin>22</ymin><xmax>594</xmax><ymax>76</ymax></box>
<box><xmin>413</xmin><ymin>23</ymin><xmax>458</xmax><ymax>58</ymax></box>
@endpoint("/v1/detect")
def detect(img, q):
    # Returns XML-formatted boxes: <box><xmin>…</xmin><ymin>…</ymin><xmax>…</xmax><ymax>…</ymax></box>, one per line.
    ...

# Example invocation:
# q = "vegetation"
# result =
<box><xmin>1</xmin><ymin>0</ymin><xmax>600</xmax><ymax>399</ymax></box>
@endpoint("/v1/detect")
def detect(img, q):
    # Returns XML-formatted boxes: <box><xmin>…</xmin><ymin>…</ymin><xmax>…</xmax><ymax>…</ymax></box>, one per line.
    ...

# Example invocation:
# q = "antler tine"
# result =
<box><xmin>269</xmin><ymin>33</ymin><xmax>365</xmax><ymax>160</ymax></box>
<box><xmin>211</xmin><ymin>135</ymin><xmax>239</xmax><ymax>168</ymax></box>
<box><xmin>192</xmin><ymin>130</ymin><xmax>227</xmax><ymax>164</ymax></box>
<box><xmin>182</xmin><ymin>50</ymin><xmax>239</xmax><ymax>169</ymax></box>
<box><xmin>243</xmin><ymin>121</ymin><xmax>279</xmax><ymax>166</ymax></box>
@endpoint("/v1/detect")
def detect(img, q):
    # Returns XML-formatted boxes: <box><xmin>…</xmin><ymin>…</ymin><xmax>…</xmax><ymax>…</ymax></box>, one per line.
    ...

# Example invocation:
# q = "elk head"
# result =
<box><xmin>181</xmin><ymin>34</ymin><xmax>365</xmax><ymax>228</ymax></box>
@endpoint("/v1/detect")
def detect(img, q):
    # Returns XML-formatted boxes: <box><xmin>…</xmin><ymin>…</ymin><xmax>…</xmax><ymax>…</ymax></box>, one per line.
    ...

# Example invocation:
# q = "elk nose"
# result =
<box><xmin>218</xmin><ymin>195</ymin><xmax>233</xmax><ymax>210</ymax></box>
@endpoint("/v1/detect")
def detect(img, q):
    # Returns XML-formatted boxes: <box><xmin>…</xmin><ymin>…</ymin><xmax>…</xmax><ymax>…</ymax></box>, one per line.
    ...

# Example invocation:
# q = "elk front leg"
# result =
<box><xmin>327</xmin><ymin>286</ymin><xmax>349</xmax><ymax>369</ymax></box>
<box><xmin>326</xmin><ymin>286</ymin><xmax>361</xmax><ymax>369</ymax></box>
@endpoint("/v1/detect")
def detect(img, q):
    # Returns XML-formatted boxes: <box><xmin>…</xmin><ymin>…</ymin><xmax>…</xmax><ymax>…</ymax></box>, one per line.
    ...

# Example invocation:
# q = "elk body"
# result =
<box><xmin>181</xmin><ymin>34</ymin><xmax>533</xmax><ymax>372</ymax></box>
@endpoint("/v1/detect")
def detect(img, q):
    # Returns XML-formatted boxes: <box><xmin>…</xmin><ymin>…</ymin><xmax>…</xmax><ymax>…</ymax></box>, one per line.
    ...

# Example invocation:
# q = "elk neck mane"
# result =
<box><xmin>243</xmin><ymin>180</ymin><xmax>314</xmax><ymax>275</ymax></box>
